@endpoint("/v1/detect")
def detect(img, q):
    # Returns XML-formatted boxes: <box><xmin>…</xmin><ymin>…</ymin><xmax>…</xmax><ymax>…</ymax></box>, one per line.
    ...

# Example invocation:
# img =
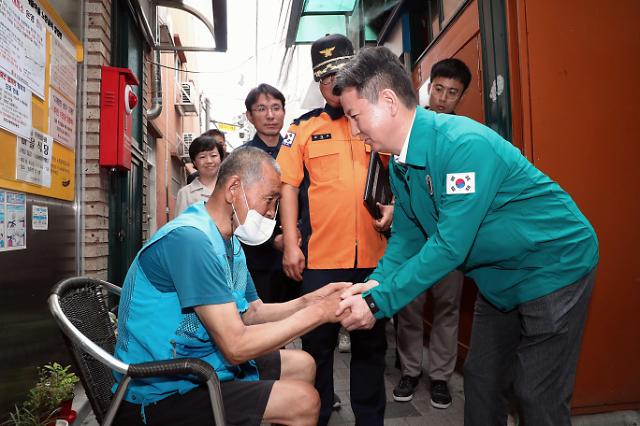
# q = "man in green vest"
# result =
<box><xmin>333</xmin><ymin>47</ymin><xmax>598</xmax><ymax>426</ymax></box>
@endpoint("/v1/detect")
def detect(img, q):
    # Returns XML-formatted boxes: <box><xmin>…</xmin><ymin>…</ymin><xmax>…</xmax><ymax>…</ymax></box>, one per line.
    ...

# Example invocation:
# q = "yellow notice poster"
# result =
<box><xmin>0</xmin><ymin>0</ymin><xmax>81</xmax><ymax>201</ymax></box>
<box><xmin>0</xmin><ymin>131</ymin><xmax>74</xmax><ymax>200</ymax></box>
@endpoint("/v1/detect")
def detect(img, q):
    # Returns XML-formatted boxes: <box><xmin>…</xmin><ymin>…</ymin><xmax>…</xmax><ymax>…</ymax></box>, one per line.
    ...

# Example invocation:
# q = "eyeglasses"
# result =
<box><xmin>319</xmin><ymin>73</ymin><xmax>337</xmax><ymax>86</ymax></box>
<box><xmin>250</xmin><ymin>104</ymin><xmax>284</xmax><ymax>114</ymax></box>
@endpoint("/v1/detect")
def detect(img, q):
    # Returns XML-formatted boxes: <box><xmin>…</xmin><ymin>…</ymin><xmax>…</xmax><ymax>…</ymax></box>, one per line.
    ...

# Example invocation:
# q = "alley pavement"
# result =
<box><xmin>327</xmin><ymin>321</ymin><xmax>465</xmax><ymax>426</ymax></box>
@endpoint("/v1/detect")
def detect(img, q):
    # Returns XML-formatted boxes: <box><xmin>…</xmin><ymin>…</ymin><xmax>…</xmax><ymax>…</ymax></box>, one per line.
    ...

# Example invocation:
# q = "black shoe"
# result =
<box><xmin>332</xmin><ymin>393</ymin><xmax>341</xmax><ymax>410</ymax></box>
<box><xmin>392</xmin><ymin>375</ymin><xmax>420</xmax><ymax>402</ymax></box>
<box><xmin>430</xmin><ymin>380</ymin><xmax>452</xmax><ymax>409</ymax></box>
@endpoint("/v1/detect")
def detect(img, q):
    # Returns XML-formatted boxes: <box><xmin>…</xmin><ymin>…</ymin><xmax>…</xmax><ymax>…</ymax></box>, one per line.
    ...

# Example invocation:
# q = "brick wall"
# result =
<box><xmin>83</xmin><ymin>0</ymin><xmax>112</xmax><ymax>280</ymax></box>
<box><xmin>82</xmin><ymin>0</ymin><xmax>154</xmax><ymax>278</ymax></box>
<box><xmin>141</xmin><ymin>47</ymin><xmax>152</xmax><ymax>242</ymax></box>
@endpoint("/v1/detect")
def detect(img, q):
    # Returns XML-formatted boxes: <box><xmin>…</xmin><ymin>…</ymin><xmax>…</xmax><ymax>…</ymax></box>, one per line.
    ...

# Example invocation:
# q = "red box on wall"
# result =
<box><xmin>99</xmin><ymin>66</ymin><xmax>139</xmax><ymax>170</ymax></box>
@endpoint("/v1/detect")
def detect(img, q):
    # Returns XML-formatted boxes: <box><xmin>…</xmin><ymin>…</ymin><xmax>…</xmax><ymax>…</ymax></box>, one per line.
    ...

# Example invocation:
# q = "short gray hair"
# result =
<box><xmin>216</xmin><ymin>146</ymin><xmax>280</xmax><ymax>189</ymax></box>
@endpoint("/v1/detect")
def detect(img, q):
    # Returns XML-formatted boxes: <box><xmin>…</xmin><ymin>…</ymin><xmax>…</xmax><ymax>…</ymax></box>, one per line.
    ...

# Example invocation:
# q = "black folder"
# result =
<box><xmin>363</xmin><ymin>152</ymin><xmax>392</xmax><ymax>219</ymax></box>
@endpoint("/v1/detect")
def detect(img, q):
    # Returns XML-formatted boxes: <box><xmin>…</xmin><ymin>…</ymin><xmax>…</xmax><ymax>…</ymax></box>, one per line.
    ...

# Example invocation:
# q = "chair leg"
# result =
<box><xmin>103</xmin><ymin>375</ymin><xmax>132</xmax><ymax>426</ymax></box>
<box><xmin>206</xmin><ymin>379</ymin><xmax>226</xmax><ymax>424</ymax></box>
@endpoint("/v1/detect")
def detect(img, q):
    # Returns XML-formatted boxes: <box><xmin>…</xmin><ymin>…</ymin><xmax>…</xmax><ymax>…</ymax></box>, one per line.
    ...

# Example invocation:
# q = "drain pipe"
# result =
<box><xmin>146</xmin><ymin>48</ymin><xmax>163</xmax><ymax>120</ymax></box>
<box><xmin>205</xmin><ymin>98</ymin><xmax>211</xmax><ymax>131</ymax></box>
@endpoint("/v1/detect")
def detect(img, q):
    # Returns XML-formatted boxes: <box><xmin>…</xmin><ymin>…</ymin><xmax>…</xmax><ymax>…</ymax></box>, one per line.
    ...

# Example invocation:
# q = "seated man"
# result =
<box><xmin>112</xmin><ymin>147</ymin><xmax>347</xmax><ymax>426</ymax></box>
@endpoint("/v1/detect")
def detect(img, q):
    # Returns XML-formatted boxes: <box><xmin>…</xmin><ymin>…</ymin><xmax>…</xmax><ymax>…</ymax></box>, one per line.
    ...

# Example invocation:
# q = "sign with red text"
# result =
<box><xmin>49</xmin><ymin>88</ymin><xmax>75</xmax><ymax>149</ymax></box>
<box><xmin>0</xmin><ymin>66</ymin><xmax>31</xmax><ymax>138</ymax></box>
<box><xmin>50</xmin><ymin>35</ymin><xmax>77</xmax><ymax>99</ymax></box>
<box><xmin>0</xmin><ymin>0</ymin><xmax>46</xmax><ymax>99</ymax></box>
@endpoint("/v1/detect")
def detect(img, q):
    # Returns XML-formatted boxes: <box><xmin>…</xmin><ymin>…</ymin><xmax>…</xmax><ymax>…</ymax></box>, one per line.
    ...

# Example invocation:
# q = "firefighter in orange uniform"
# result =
<box><xmin>276</xmin><ymin>34</ymin><xmax>392</xmax><ymax>426</ymax></box>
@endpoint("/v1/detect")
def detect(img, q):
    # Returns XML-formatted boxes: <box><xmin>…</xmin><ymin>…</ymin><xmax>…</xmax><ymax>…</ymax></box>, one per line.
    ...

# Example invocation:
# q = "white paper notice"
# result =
<box><xmin>32</xmin><ymin>205</ymin><xmax>48</xmax><ymax>230</ymax></box>
<box><xmin>0</xmin><ymin>67</ymin><xmax>31</xmax><ymax>138</ymax></box>
<box><xmin>1</xmin><ymin>190</ymin><xmax>27</xmax><ymax>251</ymax></box>
<box><xmin>49</xmin><ymin>89</ymin><xmax>76</xmax><ymax>149</ymax></box>
<box><xmin>16</xmin><ymin>129</ymin><xmax>53</xmax><ymax>187</ymax></box>
<box><xmin>0</xmin><ymin>0</ymin><xmax>46</xmax><ymax>99</ymax></box>
<box><xmin>50</xmin><ymin>36</ymin><xmax>77</xmax><ymax>98</ymax></box>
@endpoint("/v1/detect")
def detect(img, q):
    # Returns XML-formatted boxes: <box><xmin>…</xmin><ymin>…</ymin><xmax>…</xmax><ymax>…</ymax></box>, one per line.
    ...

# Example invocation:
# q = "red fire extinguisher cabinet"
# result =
<box><xmin>99</xmin><ymin>66</ymin><xmax>139</xmax><ymax>171</ymax></box>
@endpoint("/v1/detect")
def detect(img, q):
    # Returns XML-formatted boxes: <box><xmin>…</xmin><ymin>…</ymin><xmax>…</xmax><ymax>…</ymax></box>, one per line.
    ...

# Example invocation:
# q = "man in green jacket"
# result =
<box><xmin>333</xmin><ymin>47</ymin><xmax>598</xmax><ymax>426</ymax></box>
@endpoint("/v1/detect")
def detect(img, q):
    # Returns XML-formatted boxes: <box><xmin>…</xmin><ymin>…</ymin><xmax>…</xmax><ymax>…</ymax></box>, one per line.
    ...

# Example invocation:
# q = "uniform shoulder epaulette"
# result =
<box><xmin>292</xmin><ymin>108</ymin><xmax>324</xmax><ymax>126</ymax></box>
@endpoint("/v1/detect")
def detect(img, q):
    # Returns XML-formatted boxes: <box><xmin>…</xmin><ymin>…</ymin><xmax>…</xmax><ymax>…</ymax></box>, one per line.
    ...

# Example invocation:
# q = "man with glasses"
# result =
<box><xmin>276</xmin><ymin>34</ymin><xmax>392</xmax><ymax>426</ymax></box>
<box><xmin>243</xmin><ymin>84</ymin><xmax>300</xmax><ymax>304</ymax></box>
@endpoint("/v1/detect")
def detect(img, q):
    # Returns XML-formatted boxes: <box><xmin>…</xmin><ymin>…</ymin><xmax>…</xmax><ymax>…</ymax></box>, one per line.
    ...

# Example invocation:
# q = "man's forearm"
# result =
<box><xmin>242</xmin><ymin>297</ymin><xmax>307</xmax><ymax>325</ymax></box>
<box><xmin>213</xmin><ymin>304</ymin><xmax>327</xmax><ymax>364</ymax></box>
<box><xmin>280</xmin><ymin>184</ymin><xmax>300</xmax><ymax>247</ymax></box>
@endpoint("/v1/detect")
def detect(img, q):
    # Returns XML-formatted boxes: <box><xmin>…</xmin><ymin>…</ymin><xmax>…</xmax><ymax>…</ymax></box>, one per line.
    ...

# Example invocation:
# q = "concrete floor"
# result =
<box><xmin>326</xmin><ymin>321</ymin><xmax>465</xmax><ymax>426</ymax></box>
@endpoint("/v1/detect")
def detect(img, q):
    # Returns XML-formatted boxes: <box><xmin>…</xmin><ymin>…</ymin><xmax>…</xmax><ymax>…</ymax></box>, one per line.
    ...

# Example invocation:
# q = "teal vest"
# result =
<box><xmin>113</xmin><ymin>201</ymin><xmax>258</xmax><ymax>406</ymax></box>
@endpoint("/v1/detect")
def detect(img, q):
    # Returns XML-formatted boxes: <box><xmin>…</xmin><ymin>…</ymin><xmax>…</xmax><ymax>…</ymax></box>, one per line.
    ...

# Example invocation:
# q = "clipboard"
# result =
<box><xmin>363</xmin><ymin>152</ymin><xmax>393</xmax><ymax>219</ymax></box>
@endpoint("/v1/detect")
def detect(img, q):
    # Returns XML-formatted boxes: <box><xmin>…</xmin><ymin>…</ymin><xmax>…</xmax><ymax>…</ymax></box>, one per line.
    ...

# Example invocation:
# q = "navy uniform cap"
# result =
<box><xmin>311</xmin><ymin>34</ymin><xmax>354</xmax><ymax>82</ymax></box>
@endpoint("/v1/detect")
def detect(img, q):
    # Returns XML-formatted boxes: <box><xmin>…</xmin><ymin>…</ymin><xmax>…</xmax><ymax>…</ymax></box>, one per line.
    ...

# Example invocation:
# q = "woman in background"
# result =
<box><xmin>175</xmin><ymin>132</ymin><xmax>225</xmax><ymax>217</ymax></box>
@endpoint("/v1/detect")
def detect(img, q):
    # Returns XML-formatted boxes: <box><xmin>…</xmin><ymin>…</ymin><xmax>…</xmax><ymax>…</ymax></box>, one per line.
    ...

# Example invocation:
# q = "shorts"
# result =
<box><xmin>113</xmin><ymin>351</ymin><xmax>281</xmax><ymax>426</ymax></box>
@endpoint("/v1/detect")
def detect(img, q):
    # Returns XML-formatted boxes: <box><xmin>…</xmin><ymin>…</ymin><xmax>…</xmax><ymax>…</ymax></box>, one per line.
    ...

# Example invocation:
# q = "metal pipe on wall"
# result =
<box><xmin>146</xmin><ymin>48</ymin><xmax>163</xmax><ymax>120</ymax></box>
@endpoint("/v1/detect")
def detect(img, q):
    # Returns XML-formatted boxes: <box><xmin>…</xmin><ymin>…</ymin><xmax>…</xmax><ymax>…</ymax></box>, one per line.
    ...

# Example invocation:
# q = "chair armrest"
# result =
<box><xmin>128</xmin><ymin>358</ymin><xmax>219</xmax><ymax>384</ymax></box>
<box><xmin>105</xmin><ymin>358</ymin><xmax>225</xmax><ymax>426</ymax></box>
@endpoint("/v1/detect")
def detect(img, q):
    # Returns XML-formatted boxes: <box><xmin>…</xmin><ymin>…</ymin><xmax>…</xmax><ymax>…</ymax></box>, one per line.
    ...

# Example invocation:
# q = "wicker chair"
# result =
<box><xmin>48</xmin><ymin>276</ymin><xmax>225</xmax><ymax>425</ymax></box>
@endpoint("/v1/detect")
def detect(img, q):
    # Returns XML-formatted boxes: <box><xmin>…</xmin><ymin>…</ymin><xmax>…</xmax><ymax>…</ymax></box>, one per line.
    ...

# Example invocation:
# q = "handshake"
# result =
<box><xmin>304</xmin><ymin>280</ymin><xmax>380</xmax><ymax>331</ymax></box>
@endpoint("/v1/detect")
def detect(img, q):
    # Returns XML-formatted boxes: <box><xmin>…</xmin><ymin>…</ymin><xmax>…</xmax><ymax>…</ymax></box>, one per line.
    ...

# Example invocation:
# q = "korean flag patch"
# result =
<box><xmin>446</xmin><ymin>172</ymin><xmax>476</xmax><ymax>195</ymax></box>
<box><xmin>282</xmin><ymin>132</ymin><xmax>296</xmax><ymax>147</ymax></box>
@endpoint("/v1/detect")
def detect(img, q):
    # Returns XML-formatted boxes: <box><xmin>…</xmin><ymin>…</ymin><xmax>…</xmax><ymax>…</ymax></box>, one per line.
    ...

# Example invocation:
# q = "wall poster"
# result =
<box><xmin>0</xmin><ymin>0</ymin><xmax>82</xmax><ymax>202</ymax></box>
<box><xmin>16</xmin><ymin>128</ymin><xmax>52</xmax><ymax>187</ymax></box>
<box><xmin>49</xmin><ymin>88</ymin><xmax>75</xmax><ymax>149</ymax></box>
<box><xmin>50</xmin><ymin>35</ymin><xmax>77</xmax><ymax>98</ymax></box>
<box><xmin>0</xmin><ymin>189</ymin><xmax>27</xmax><ymax>251</ymax></box>
<box><xmin>0</xmin><ymin>67</ymin><xmax>32</xmax><ymax>138</ymax></box>
<box><xmin>0</xmin><ymin>0</ymin><xmax>47</xmax><ymax>99</ymax></box>
<box><xmin>32</xmin><ymin>204</ymin><xmax>47</xmax><ymax>230</ymax></box>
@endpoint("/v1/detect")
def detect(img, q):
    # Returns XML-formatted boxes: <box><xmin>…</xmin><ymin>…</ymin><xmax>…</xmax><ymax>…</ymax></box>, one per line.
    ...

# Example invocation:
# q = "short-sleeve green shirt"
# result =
<box><xmin>368</xmin><ymin>108</ymin><xmax>598</xmax><ymax>317</ymax></box>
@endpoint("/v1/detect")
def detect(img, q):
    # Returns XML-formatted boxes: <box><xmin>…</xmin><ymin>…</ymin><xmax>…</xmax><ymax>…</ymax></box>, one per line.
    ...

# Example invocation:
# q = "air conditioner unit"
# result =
<box><xmin>183</xmin><ymin>132</ymin><xmax>194</xmax><ymax>147</ymax></box>
<box><xmin>175</xmin><ymin>132</ymin><xmax>193</xmax><ymax>160</ymax></box>
<box><xmin>175</xmin><ymin>82</ymin><xmax>198</xmax><ymax>115</ymax></box>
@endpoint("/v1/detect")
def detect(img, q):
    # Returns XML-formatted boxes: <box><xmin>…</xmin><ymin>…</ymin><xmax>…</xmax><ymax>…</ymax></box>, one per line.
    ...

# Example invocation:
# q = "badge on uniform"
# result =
<box><xmin>426</xmin><ymin>175</ymin><xmax>434</xmax><ymax>195</ymax></box>
<box><xmin>282</xmin><ymin>132</ymin><xmax>296</xmax><ymax>147</ymax></box>
<box><xmin>446</xmin><ymin>172</ymin><xmax>476</xmax><ymax>194</ymax></box>
<box><xmin>311</xmin><ymin>133</ymin><xmax>332</xmax><ymax>141</ymax></box>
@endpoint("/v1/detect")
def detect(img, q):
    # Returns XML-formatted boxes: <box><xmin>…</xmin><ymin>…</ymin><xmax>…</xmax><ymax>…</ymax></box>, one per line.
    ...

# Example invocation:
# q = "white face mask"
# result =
<box><xmin>232</xmin><ymin>183</ymin><xmax>277</xmax><ymax>246</ymax></box>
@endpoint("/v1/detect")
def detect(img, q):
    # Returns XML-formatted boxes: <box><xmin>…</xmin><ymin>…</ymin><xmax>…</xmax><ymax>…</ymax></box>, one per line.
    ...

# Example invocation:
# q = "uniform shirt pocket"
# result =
<box><xmin>307</xmin><ymin>141</ymin><xmax>341</xmax><ymax>183</ymax></box>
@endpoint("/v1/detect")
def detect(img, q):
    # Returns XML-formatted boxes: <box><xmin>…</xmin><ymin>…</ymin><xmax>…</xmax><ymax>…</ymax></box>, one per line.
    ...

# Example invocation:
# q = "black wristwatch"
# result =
<box><xmin>363</xmin><ymin>294</ymin><xmax>379</xmax><ymax>315</ymax></box>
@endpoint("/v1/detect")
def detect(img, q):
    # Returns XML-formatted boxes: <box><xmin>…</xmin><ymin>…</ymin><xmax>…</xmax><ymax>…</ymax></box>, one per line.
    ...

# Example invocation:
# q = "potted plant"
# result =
<box><xmin>3</xmin><ymin>363</ymin><xmax>79</xmax><ymax>426</ymax></box>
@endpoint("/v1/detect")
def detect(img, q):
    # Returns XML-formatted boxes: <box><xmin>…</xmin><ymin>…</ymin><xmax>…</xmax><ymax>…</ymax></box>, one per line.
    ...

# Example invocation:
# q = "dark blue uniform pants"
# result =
<box><xmin>302</xmin><ymin>268</ymin><xmax>387</xmax><ymax>426</ymax></box>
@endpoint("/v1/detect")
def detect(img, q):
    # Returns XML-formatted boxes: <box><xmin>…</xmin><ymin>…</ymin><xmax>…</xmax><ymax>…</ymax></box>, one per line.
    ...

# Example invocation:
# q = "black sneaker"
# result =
<box><xmin>430</xmin><ymin>380</ymin><xmax>452</xmax><ymax>409</ymax></box>
<box><xmin>332</xmin><ymin>393</ymin><xmax>341</xmax><ymax>410</ymax></box>
<box><xmin>392</xmin><ymin>375</ymin><xmax>420</xmax><ymax>402</ymax></box>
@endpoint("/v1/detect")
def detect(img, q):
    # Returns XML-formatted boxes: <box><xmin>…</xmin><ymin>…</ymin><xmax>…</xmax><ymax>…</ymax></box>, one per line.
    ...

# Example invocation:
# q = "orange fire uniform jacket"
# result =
<box><xmin>276</xmin><ymin>104</ymin><xmax>387</xmax><ymax>270</ymax></box>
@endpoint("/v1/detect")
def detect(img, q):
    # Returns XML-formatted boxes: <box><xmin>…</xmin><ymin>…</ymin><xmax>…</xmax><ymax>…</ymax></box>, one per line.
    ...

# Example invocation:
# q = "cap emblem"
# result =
<box><xmin>319</xmin><ymin>46</ymin><xmax>336</xmax><ymax>58</ymax></box>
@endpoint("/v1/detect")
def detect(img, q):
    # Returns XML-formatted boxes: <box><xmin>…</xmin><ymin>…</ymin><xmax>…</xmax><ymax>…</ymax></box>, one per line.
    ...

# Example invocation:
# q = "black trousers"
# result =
<box><xmin>250</xmin><ymin>267</ymin><xmax>300</xmax><ymax>304</ymax></box>
<box><xmin>302</xmin><ymin>268</ymin><xmax>387</xmax><ymax>426</ymax></box>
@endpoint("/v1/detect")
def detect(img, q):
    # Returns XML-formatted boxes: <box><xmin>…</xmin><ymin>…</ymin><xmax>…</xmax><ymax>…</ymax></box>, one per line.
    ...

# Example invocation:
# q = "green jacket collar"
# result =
<box><xmin>404</xmin><ymin>107</ymin><xmax>436</xmax><ymax>168</ymax></box>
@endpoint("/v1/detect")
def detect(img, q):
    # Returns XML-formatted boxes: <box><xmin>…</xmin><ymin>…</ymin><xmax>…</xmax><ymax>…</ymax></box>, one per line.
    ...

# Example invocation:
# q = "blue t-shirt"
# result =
<box><xmin>139</xmin><ymin>226</ymin><xmax>258</xmax><ymax>308</ymax></box>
